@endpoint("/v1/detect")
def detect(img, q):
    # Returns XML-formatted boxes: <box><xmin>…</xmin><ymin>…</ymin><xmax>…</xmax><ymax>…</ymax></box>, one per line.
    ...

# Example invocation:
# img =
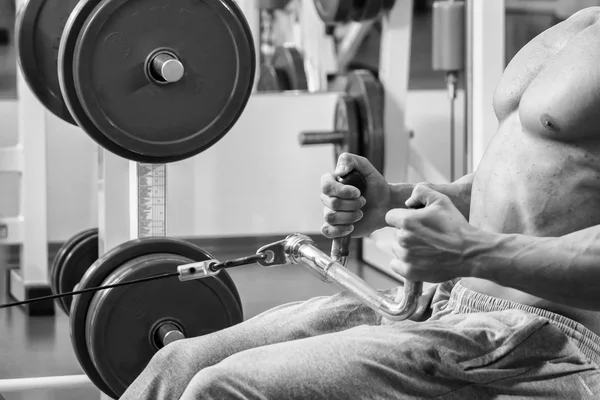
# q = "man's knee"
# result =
<box><xmin>181</xmin><ymin>364</ymin><xmax>256</xmax><ymax>400</ymax></box>
<box><xmin>121</xmin><ymin>341</ymin><xmax>201</xmax><ymax>400</ymax></box>
<box><xmin>144</xmin><ymin>339</ymin><xmax>203</xmax><ymax>380</ymax></box>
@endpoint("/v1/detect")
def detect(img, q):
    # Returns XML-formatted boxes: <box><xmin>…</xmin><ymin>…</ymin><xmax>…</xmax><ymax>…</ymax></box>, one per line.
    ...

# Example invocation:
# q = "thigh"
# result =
<box><xmin>182</xmin><ymin>309</ymin><xmax>600</xmax><ymax>400</ymax></box>
<box><xmin>120</xmin><ymin>290</ymin><xmax>386</xmax><ymax>400</ymax></box>
<box><xmin>438</xmin><ymin>314</ymin><xmax>600</xmax><ymax>400</ymax></box>
<box><xmin>181</xmin><ymin>319</ymin><xmax>468</xmax><ymax>400</ymax></box>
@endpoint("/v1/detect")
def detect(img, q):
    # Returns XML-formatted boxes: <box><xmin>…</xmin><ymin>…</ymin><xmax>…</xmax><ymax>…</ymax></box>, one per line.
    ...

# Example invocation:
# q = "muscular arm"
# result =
<box><xmin>471</xmin><ymin>226</ymin><xmax>600</xmax><ymax>310</ymax></box>
<box><xmin>389</xmin><ymin>173</ymin><xmax>474</xmax><ymax>219</ymax></box>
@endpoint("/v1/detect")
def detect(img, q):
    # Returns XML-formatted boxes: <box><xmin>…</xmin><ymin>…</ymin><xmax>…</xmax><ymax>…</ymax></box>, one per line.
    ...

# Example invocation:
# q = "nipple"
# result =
<box><xmin>540</xmin><ymin>113</ymin><xmax>560</xmax><ymax>132</ymax></box>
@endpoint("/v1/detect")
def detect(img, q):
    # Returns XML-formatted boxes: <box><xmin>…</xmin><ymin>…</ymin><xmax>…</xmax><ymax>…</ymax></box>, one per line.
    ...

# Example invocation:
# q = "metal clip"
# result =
<box><xmin>256</xmin><ymin>239</ymin><xmax>289</xmax><ymax>267</ymax></box>
<box><xmin>177</xmin><ymin>260</ymin><xmax>221</xmax><ymax>281</ymax></box>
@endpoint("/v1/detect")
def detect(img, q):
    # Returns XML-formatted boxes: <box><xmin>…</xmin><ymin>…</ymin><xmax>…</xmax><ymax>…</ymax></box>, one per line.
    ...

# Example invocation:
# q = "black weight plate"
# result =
<box><xmin>350</xmin><ymin>0</ymin><xmax>383</xmax><ymax>22</ymax></box>
<box><xmin>313</xmin><ymin>0</ymin><xmax>353</xmax><ymax>23</ymax></box>
<box><xmin>57</xmin><ymin>0</ymin><xmax>148</xmax><ymax>162</ymax></box>
<box><xmin>257</xmin><ymin>65</ymin><xmax>282</xmax><ymax>92</ymax></box>
<box><xmin>86</xmin><ymin>253</ymin><xmax>242</xmax><ymax>398</ymax></box>
<box><xmin>258</xmin><ymin>0</ymin><xmax>291</xmax><ymax>10</ymax></box>
<box><xmin>333</xmin><ymin>96</ymin><xmax>360</xmax><ymax>165</ymax></box>
<box><xmin>15</xmin><ymin>0</ymin><xmax>79</xmax><ymax>125</ymax></box>
<box><xmin>50</xmin><ymin>228</ymin><xmax>97</xmax><ymax>307</ymax></box>
<box><xmin>383</xmin><ymin>0</ymin><xmax>395</xmax><ymax>12</ymax></box>
<box><xmin>67</xmin><ymin>0</ymin><xmax>255</xmax><ymax>163</ymax></box>
<box><xmin>345</xmin><ymin>70</ymin><xmax>385</xmax><ymax>174</ymax></box>
<box><xmin>272</xmin><ymin>45</ymin><xmax>308</xmax><ymax>91</ymax></box>
<box><xmin>69</xmin><ymin>236</ymin><xmax>240</xmax><ymax>397</ymax></box>
<box><xmin>58</xmin><ymin>230</ymin><xmax>98</xmax><ymax>314</ymax></box>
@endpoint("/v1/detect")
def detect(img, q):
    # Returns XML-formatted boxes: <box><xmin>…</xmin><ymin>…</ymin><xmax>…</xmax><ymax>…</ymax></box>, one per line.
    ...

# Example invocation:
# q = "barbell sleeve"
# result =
<box><xmin>298</xmin><ymin>131</ymin><xmax>346</xmax><ymax>146</ymax></box>
<box><xmin>154</xmin><ymin>322</ymin><xmax>185</xmax><ymax>348</ymax></box>
<box><xmin>151</xmin><ymin>52</ymin><xmax>185</xmax><ymax>83</ymax></box>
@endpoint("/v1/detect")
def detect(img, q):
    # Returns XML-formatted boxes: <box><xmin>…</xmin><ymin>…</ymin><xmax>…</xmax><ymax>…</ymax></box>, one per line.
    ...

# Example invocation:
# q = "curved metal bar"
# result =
<box><xmin>257</xmin><ymin>233</ymin><xmax>423</xmax><ymax>321</ymax></box>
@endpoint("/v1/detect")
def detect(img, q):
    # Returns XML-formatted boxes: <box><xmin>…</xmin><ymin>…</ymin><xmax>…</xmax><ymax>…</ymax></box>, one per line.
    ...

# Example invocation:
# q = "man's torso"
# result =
<box><xmin>461</xmin><ymin>7</ymin><xmax>600</xmax><ymax>335</ymax></box>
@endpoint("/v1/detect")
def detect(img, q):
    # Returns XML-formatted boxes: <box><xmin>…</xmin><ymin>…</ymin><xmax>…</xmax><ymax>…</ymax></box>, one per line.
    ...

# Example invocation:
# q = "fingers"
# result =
<box><xmin>334</xmin><ymin>153</ymin><xmax>377</xmax><ymax>178</ymax></box>
<box><xmin>320</xmin><ymin>193</ymin><xmax>366</xmax><ymax>211</ymax></box>
<box><xmin>321</xmin><ymin>173</ymin><xmax>361</xmax><ymax>199</ymax></box>
<box><xmin>385</xmin><ymin>208</ymin><xmax>417</xmax><ymax>230</ymax></box>
<box><xmin>323</xmin><ymin>208</ymin><xmax>363</xmax><ymax>226</ymax></box>
<box><xmin>405</xmin><ymin>183</ymin><xmax>447</xmax><ymax>208</ymax></box>
<box><xmin>389</xmin><ymin>258</ymin><xmax>411</xmax><ymax>280</ymax></box>
<box><xmin>321</xmin><ymin>223</ymin><xmax>354</xmax><ymax>239</ymax></box>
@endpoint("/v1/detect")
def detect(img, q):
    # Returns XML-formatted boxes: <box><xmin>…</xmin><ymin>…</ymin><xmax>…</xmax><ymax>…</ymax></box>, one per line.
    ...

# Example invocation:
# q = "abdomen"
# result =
<box><xmin>470</xmin><ymin>115</ymin><xmax>600</xmax><ymax>238</ymax></box>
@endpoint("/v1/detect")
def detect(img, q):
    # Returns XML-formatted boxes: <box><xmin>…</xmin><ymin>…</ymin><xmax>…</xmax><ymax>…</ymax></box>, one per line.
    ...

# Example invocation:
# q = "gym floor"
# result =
<box><xmin>0</xmin><ymin>236</ymin><xmax>397</xmax><ymax>400</ymax></box>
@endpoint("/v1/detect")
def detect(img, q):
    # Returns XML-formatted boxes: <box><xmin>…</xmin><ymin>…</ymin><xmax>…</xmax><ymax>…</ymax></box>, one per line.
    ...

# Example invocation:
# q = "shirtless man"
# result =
<box><xmin>121</xmin><ymin>8</ymin><xmax>600</xmax><ymax>399</ymax></box>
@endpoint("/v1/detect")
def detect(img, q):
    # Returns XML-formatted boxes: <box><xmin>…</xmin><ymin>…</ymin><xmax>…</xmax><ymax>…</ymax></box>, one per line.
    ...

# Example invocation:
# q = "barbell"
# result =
<box><xmin>299</xmin><ymin>69</ymin><xmax>385</xmax><ymax>175</ymax></box>
<box><xmin>16</xmin><ymin>0</ymin><xmax>255</xmax><ymax>164</ymax></box>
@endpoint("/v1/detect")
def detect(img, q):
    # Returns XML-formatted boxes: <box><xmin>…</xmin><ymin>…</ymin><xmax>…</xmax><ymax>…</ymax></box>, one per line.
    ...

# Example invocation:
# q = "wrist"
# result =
<box><xmin>462</xmin><ymin>228</ymin><xmax>506</xmax><ymax>279</ymax></box>
<box><xmin>388</xmin><ymin>182</ymin><xmax>415</xmax><ymax>210</ymax></box>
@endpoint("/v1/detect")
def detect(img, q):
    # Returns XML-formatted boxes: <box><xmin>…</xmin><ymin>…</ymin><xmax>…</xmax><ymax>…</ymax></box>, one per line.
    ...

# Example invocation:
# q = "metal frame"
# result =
<box><xmin>0</xmin><ymin>375</ymin><xmax>93</xmax><ymax>393</ymax></box>
<box><xmin>2</xmin><ymin>20</ymin><xmax>50</xmax><ymax>306</ymax></box>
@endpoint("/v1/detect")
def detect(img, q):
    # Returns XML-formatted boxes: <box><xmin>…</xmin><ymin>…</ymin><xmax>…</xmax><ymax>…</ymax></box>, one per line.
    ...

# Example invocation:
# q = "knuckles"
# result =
<box><xmin>323</xmin><ymin>208</ymin><xmax>336</xmax><ymax>224</ymax></box>
<box><xmin>329</xmin><ymin>197</ymin><xmax>342</xmax><ymax>210</ymax></box>
<box><xmin>321</xmin><ymin>223</ymin><xmax>352</xmax><ymax>238</ymax></box>
<box><xmin>321</xmin><ymin>177</ymin><xmax>336</xmax><ymax>195</ymax></box>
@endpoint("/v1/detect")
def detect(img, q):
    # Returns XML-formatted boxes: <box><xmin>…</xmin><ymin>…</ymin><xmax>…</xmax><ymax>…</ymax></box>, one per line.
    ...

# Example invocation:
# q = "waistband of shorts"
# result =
<box><xmin>447</xmin><ymin>281</ymin><xmax>600</xmax><ymax>366</ymax></box>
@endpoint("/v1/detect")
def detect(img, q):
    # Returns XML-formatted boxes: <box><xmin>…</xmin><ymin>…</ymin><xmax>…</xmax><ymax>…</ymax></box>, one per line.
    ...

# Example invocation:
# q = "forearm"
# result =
<box><xmin>389</xmin><ymin>173</ymin><xmax>475</xmax><ymax>219</ymax></box>
<box><xmin>471</xmin><ymin>226</ymin><xmax>600</xmax><ymax>310</ymax></box>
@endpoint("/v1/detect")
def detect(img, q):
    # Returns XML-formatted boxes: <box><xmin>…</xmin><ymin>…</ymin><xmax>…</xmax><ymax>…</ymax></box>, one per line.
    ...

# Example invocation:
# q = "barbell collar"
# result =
<box><xmin>151</xmin><ymin>53</ymin><xmax>185</xmax><ymax>83</ymax></box>
<box><xmin>298</xmin><ymin>131</ymin><xmax>346</xmax><ymax>146</ymax></box>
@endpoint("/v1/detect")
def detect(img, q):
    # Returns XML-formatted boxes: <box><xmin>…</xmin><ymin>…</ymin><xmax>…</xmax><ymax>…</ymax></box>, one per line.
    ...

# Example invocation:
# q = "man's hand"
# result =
<box><xmin>321</xmin><ymin>153</ymin><xmax>391</xmax><ymax>238</ymax></box>
<box><xmin>385</xmin><ymin>184</ymin><xmax>482</xmax><ymax>283</ymax></box>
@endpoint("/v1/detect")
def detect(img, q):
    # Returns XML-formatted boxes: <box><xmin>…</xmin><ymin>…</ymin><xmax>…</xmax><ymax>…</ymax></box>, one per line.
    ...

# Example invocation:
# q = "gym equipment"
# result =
<box><xmin>69</xmin><ymin>237</ymin><xmax>243</xmax><ymax>399</ymax></box>
<box><xmin>50</xmin><ymin>228</ymin><xmax>98</xmax><ymax>314</ymax></box>
<box><xmin>16</xmin><ymin>0</ymin><xmax>256</xmax><ymax>163</ymax></box>
<box><xmin>432</xmin><ymin>0</ymin><xmax>466</xmax><ymax>181</ymax></box>
<box><xmin>179</xmin><ymin>232</ymin><xmax>423</xmax><ymax>321</ymax></box>
<box><xmin>257</xmin><ymin>233</ymin><xmax>421</xmax><ymax>320</ymax></box>
<box><xmin>352</xmin><ymin>0</ymin><xmax>385</xmax><ymax>22</ymax></box>
<box><xmin>258</xmin><ymin>0</ymin><xmax>291</xmax><ymax>10</ymax></box>
<box><xmin>258</xmin><ymin>45</ymin><xmax>309</xmax><ymax>92</ymax></box>
<box><xmin>299</xmin><ymin>69</ymin><xmax>385</xmax><ymax>174</ymax></box>
<box><xmin>313</xmin><ymin>0</ymin><xmax>353</xmax><ymax>23</ymax></box>
<box><xmin>15</xmin><ymin>0</ymin><xmax>80</xmax><ymax>124</ymax></box>
<box><xmin>298</xmin><ymin>96</ymin><xmax>360</xmax><ymax>169</ymax></box>
<box><xmin>313</xmin><ymin>0</ymin><xmax>396</xmax><ymax>23</ymax></box>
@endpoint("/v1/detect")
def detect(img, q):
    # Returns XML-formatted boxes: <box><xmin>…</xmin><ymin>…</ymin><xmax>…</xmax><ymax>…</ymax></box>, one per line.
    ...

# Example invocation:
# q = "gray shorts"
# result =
<box><xmin>122</xmin><ymin>280</ymin><xmax>600</xmax><ymax>399</ymax></box>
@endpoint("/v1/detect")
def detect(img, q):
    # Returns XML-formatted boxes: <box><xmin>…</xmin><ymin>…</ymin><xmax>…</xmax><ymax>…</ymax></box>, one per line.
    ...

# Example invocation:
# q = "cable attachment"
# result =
<box><xmin>177</xmin><ymin>253</ymin><xmax>269</xmax><ymax>281</ymax></box>
<box><xmin>178</xmin><ymin>260</ymin><xmax>221</xmax><ymax>281</ymax></box>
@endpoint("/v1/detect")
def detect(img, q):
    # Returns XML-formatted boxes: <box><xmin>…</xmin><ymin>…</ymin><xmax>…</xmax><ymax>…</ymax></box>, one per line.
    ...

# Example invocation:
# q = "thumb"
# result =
<box><xmin>334</xmin><ymin>153</ymin><xmax>378</xmax><ymax>178</ymax></box>
<box><xmin>405</xmin><ymin>184</ymin><xmax>445</xmax><ymax>208</ymax></box>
